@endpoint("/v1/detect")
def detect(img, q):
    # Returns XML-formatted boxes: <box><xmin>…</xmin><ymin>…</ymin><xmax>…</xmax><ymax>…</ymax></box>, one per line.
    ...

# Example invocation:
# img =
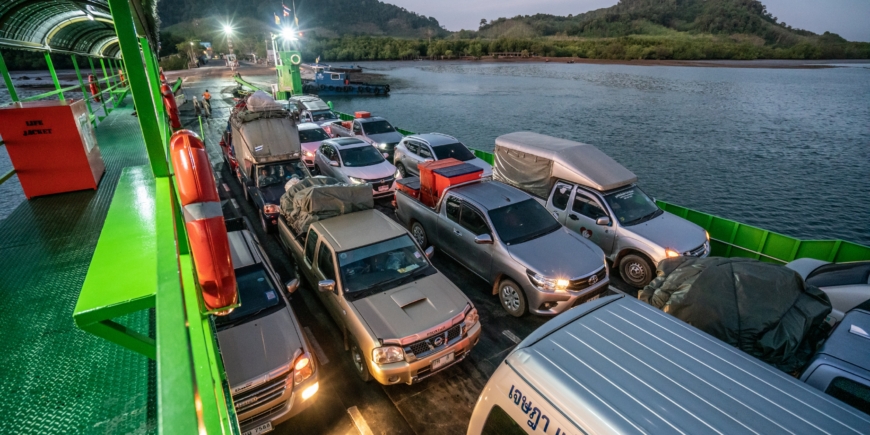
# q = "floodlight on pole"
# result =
<box><xmin>223</xmin><ymin>23</ymin><xmax>235</xmax><ymax>54</ymax></box>
<box><xmin>281</xmin><ymin>28</ymin><xmax>297</xmax><ymax>40</ymax></box>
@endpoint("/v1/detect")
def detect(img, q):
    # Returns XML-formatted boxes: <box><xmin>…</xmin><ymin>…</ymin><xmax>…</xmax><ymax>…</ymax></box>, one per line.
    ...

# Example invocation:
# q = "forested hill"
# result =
<box><xmin>479</xmin><ymin>0</ymin><xmax>843</xmax><ymax>44</ymax></box>
<box><xmin>158</xmin><ymin>0</ymin><xmax>446</xmax><ymax>38</ymax></box>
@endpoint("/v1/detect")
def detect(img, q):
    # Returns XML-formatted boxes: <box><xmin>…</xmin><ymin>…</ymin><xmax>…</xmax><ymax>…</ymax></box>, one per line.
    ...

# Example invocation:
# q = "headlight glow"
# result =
<box><xmin>665</xmin><ymin>248</ymin><xmax>680</xmax><ymax>258</ymax></box>
<box><xmin>263</xmin><ymin>203</ymin><xmax>280</xmax><ymax>214</ymax></box>
<box><xmin>304</xmin><ymin>150</ymin><xmax>314</xmax><ymax>157</ymax></box>
<box><xmin>378</xmin><ymin>143</ymin><xmax>388</xmax><ymax>150</ymax></box>
<box><xmin>527</xmin><ymin>270</ymin><xmax>569</xmax><ymax>291</ymax></box>
<box><xmin>348</xmin><ymin>176</ymin><xmax>367</xmax><ymax>185</ymax></box>
<box><xmin>372</xmin><ymin>346</ymin><xmax>404</xmax><ymax>365</ymax></box>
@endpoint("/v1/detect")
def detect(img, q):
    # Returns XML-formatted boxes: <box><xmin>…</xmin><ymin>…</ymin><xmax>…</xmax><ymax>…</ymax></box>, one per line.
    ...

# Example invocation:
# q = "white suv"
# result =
<box><xmin>393</xmin><ymin>133</ymin><xmax>492</xmax><ymax>178</ymax></box>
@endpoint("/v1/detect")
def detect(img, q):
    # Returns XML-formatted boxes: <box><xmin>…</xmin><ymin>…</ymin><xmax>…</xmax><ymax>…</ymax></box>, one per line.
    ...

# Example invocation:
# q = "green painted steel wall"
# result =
<box><xmin>332</xmin><ymin>110</ymin><xmax>870</xmax><ymax>265</ymax></box>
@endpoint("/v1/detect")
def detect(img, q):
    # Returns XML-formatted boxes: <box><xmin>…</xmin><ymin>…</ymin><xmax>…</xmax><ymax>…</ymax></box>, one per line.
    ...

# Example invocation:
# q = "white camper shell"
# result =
<box><xmin>468</xmin><ymin>295</ymin><xmax>870</xmax><ymax>435</ymax></box>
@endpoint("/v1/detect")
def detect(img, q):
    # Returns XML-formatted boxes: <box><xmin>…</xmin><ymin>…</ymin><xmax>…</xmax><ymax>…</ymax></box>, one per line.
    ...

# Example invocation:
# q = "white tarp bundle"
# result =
<box><xmin>246</xmin><ymin>90</ymin><xmax>284</xmax><ymax>112</ymax></box>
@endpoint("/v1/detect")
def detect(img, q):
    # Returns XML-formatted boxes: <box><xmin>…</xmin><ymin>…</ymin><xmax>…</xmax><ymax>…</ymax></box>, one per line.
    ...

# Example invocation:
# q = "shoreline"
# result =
<box><xmin>382</xmin><ymin>57</ymin><xmax>870</xmax><ymax>69</ymax></box>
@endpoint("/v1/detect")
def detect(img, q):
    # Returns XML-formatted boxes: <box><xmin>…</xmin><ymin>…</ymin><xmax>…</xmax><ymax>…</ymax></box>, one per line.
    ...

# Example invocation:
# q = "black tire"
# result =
<box><xmin>498</xmin><ymin>278</ymin><xmax>527</xmax><ymax>317</ymax></box>
<box><xmin>396</xmin><ymin>163</ymin><xmax>407</xmax><ymax>178</ymax></box>
<box><xmin>385</xmin><ymin>84</ymin><xmax>391</xmax><ymax>93</ymax></box>
<box><xmin>410</xmin><ymin>221</ymin><xmax>428</xmax><ymax>248</ymax></box>
<box><xmin>366</xmin><ymin>87</ymin><xmax>372</xmax><ymax>93</ymax></box>
<box><xmin>320</xmin><ymin>84</ymin><xmax>326</xmax><ymax>91</ymax></box>
<box><xmin>357</xmin><ymin>86</ymin><xmax>364</xmax><ymax>93</ymax></box>
<box><xmin>374</xmin><ymin>88</ymin><xmax>381</xmax><ymax>95</ymax></box>
<box><xmin>260</xmin><ymin>210</ymin><xmax>275</xmax><ymax>234</ymax></box>
<box><xmin>619</xmin><ymin>254</ymin><xmax>655</xmax><ymax>288</ymax></box>
<box><xmin>350</xmin><ymin>340</ymin><xmax>372</xmax><ymax>382</ymax></box>
<box><xmin>328</xmin><ymin>85</ymin><xmax>335</xmax><ymax>91</ymax></box>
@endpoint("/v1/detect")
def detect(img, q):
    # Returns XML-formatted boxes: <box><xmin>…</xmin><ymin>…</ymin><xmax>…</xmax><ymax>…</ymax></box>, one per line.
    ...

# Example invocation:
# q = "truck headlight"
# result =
<box><xmin>527</xmin><ymin>270</ymin><xmax>569</xmax><ymax>291</ymax></box>
<box><xmin>348</xmin><ymin>176</ymin><xmax>367</xmax><ymax>185</ymax></box>
<box><xmin>263</xmin><ymin>203</ymin><xmax>280</xmax><ymax>214</ymax></box>
<box><xmin>372</xmin><ymin>346</ymin><xmax>404</xmax><ymax>365</ymax></box>
<box><xmin>705</xmin><ymin>231</ymin><xmax>710</xmax><ymax>241</ymax></box>
<box><xmin>293</xmin><ymin>353</ymin><xmax>314</xmax><ymax>385</ymax></box>
<box><xmin>464</xmin><ymin>307</ymin><xmax>479</xmax><ymax>328</ymax></box>
<box><xmin>665</xmin><ymin>248</ymin><xmax>680</xmax><ymax>258</ymax></box>
<box><xmin>378</xmin><ymin>142</ymin><xmax>389</xmax><ymax>150</ymax></box>
<box><xmin>304</xmin><ymin>150</ymin><xmax>314</xmax><ymax>157</ymax></box>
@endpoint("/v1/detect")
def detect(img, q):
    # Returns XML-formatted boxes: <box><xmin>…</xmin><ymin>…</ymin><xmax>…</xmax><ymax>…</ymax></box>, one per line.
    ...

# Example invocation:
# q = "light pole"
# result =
<box><xmin>223</xmin><ymin>24</ymin><xmax>234</xmax><ymax>55</ymax></box>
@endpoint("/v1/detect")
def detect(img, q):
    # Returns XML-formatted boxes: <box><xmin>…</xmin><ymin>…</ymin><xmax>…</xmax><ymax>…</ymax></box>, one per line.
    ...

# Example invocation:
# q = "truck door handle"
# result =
<box><xmin>453</xmin><ymin>229</ymin><xmax>462</xmax><ymax>236</ymax></box>
<box><xmin>569</xmin><ymin>214</ymin><xmax>579</xmax><ymax>221</ymax></box>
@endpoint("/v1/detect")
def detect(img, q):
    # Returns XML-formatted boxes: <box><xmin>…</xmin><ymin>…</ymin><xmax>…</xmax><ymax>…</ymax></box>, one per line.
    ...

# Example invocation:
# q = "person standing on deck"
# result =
<box><xmin>193</xmin><ymin>96</ymin><xmax>202</xmax><ymax>117</ymax></box>
<box><xmin>202</xmin><ymin>90</ymin><xmax>212</xmax><ymax>116</ymax></box>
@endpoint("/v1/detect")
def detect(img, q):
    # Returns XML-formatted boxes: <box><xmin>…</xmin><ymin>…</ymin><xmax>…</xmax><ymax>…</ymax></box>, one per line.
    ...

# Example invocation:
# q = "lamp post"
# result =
<box><xmin>223</xmin><ymin>25</ymin><xmax>234</xmax><ymax>55</ymax></box>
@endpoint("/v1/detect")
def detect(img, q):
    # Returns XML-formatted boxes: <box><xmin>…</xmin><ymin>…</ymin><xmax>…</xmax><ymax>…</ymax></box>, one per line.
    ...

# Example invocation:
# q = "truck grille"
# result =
<box><xmin>232</xmin><ymin>371</ymin><xmax>289</xmax><ymax>415</ymax></box>
<box><xmin>685</xmin><ymin>241</ymin><xmax>709</xmax><ymax>257</ymax></box>
<box><xmin>238</xmin><ymin>401</ymin><xmax>287</xmax><ymax>428</ymax></box>
<box><xmin>405</xmin><ymin>323</ymin><xmax>464</xmax><ymax>358</ymax></box>
<box><xmin>567</xmin><ymin>266</ymin><xmax>607</xmax><ymax>291</ymax></box>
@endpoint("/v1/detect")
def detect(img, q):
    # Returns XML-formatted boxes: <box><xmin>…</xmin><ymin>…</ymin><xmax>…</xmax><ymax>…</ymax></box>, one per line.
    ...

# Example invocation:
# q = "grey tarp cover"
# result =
<box><xmin>493</xmin><ymin>132</ymin><xmax>637</xmax><ymax>196</ymax></box>
<box><xmin>231</xmin><ymin>115</ymin><xmax>301</xmax><ymax>164</ymax></box>
<box><xmin>279</xmin><ymin>178</ymin><xmax>373</xmax><ymax>234</ymax></box>
<box><xmin>247</xmin><ymin>90</ymin><xmax>285</xmax><ymax>112</ymax></box>
<box><xmin>639</xmin><ymin>257</ymin><xmax>832</xmax><ymax>373</ymax></box>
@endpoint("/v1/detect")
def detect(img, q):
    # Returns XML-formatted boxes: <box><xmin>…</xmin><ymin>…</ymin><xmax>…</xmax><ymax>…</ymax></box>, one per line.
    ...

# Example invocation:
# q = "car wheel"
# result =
<box><xmin>410</xmin><ymin>221</ymin><xmax>428</xmax><ymax>247</ymax></box>
<box><xmin>260</xmin><ymin>210</ymin><xmax>275</xmax><ymax>234</ymax></box>
<box><xmin>350</xmin><ymin>341</ymin><xmax>372</xmax><ymax>382</ymax></box>
<box><xmin>396</xmin><ymin>163</ymin><xmax>407</xmax><ymax>178</ymax></box>
<box><xmin>498</xmin><ymin>278</ymin><xmax>527</xmax><ymax>317</ymax></box>
<box><xmin>620</xmin><ymin>254</ymin><xmax>654</xmax><ymax>288</ymax></box>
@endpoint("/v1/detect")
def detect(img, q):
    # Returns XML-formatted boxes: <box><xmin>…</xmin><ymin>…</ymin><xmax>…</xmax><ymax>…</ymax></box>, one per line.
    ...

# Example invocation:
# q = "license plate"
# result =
<box><xmin>377</xmin><ymin>185</ymin><xmax>389</xmax><ymax>192</ymax></box>
<box><xmin>431</xmin><ymin>352</ymin><xmax>455</xmax><ymax>371</ymax></box>
<box><xmin>587</xmin><ymin>294</ymin><xmax>599</xmax><ymax>302</ymax></box>
<box><xmin>242</xmin><ymin>422</ymin><xmax>273</xmax><ymax>435</ymax></box>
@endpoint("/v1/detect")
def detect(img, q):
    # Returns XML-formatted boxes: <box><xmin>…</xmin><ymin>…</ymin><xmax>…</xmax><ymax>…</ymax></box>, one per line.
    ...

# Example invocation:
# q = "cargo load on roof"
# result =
<box><xmin>230</xmin><ymin>91</ymin><xmax>301</xmax><ymax>164</ymax></box>
<box><xmin>279</xmin><ymin>177</ymin><xmax>373</xmax><ymax>234</ymax></box>
<box><xmin>493</xmin><ymin>131</ymin><xmax>637</xmax><ymax>198</ymax></box>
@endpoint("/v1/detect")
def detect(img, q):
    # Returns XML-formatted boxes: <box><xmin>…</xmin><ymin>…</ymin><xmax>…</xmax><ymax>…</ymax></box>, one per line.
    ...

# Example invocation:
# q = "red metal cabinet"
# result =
<box><xmin>0</xmin><ymin>99</ymin><xmax>104</xmax><ymax>199</ymax></box>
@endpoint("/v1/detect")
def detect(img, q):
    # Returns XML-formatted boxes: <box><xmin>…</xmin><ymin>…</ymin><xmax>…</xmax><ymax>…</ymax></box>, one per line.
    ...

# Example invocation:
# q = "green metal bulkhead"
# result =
<box><xmin>276</xmin><ymin>50</ymin><xmax>303</xmax><ymax>99</ymax></box>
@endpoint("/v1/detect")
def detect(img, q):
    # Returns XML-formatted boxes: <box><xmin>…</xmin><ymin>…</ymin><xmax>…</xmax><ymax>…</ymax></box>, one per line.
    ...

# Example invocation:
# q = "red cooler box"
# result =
<box><xmin>0</xmin><ymin>99</ymin><xmax>104</xmax><ymax>199</ymax></box>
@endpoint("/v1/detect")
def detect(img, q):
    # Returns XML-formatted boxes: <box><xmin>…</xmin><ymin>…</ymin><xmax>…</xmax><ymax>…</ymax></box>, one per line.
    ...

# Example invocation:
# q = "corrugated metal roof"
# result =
<box><xmin>0</xmin><ymin>0</ymin><xmax>158</xmax><ymax>57</ymax></box>
<box><xmin>508</xmin><ymin>295</ymin><xmax>870</xmax><ymax>434</ymax></box>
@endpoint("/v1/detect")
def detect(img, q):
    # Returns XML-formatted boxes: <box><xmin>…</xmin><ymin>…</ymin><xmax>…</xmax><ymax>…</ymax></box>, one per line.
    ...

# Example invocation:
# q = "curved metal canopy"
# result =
<box><xmin>0</xmin><ymin>0</ymin><xmax>120</xmax><ymax>57</ymax></box>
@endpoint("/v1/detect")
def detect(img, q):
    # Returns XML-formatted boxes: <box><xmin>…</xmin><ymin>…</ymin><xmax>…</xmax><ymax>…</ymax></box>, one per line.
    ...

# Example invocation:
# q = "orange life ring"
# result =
<box><xmin>170</xmin><ymin>130</ymin><xmax>238</xmax><ymax>313</ymax></box>
<box><xmin>160</xmin><ymin>82</ymin><xmax>181</xmax><ymax>130</ymax></box>
<box><xmin>159</xmin><ymin>71</ymin><xmax>165</xmax><ymax>83</ymax></box>
<box><xmin>88</xmin><ymin>74</ymin><xmax>101</xmax><ymax>102</ymax></box>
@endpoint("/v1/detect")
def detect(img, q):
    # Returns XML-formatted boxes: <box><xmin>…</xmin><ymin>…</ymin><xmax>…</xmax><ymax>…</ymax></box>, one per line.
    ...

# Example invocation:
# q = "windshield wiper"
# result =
<box><xmin>346</xmin><ymin>266</ymin><xmax>430</xmax><ymax>301</ymax></box>
<box><xmin>625</xmin><ymin>209</ymin><xmax>662</xmax><ymax>226</ymax></box>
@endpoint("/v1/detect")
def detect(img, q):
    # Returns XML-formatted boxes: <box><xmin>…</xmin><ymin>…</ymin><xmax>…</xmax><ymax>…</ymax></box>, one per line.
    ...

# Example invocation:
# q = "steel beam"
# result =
<box><xmin>44</xmin><ymin>52</ymin><xmax>64</xmax><ymax>101</ymax></box>
<box><xmin>71</xmin><ymin>55</ymin><xmax>95</xmax><ymax>125</ymax></box>
<box><xmin>0</xmin><ymin>50</ymin><xmax>18</xmax><ymax>102</ymax></box>
<box><xmin>106</xmin><ymin>0</ymin><xmax>168</xmax><ymax>178</ymax></box>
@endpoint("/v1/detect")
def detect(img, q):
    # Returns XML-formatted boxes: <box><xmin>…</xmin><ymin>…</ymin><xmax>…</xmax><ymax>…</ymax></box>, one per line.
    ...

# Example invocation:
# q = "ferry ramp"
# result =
<box><xmin>0</xmin><ymin>97</ymin><xmax>156</xmax><ymax>434</ymax></box>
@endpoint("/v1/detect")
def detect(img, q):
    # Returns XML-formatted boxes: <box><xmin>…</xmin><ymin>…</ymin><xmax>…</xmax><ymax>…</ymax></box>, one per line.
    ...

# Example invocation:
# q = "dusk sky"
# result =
<box><xmin>388</xmin><ymin>0</ymin><xmax>870</xmax><ymax>42</ymax></box>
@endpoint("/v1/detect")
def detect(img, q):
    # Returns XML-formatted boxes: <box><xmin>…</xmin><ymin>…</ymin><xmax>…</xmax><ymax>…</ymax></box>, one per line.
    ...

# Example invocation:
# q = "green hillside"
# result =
<box><xmin>158</xmin><ymin>0</ymin><xmax>446</xmax><ymax>38</ymax></box>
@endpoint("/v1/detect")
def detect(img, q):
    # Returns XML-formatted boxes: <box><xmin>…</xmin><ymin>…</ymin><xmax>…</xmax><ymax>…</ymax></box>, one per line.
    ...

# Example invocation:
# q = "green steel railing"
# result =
<box><xmin>233</xmin><ymin>74</ymin><xmax>266</xmax><ymax>92</ymax></box>
<box><xmin>0</xmin><ymin>140</ymin><xmax>13</xmax><ymax>186</ymax></box>
<box><xmin>334</xmin><ymin>110</ymin><xmax>870</xmax><ymax>265</ymax></box>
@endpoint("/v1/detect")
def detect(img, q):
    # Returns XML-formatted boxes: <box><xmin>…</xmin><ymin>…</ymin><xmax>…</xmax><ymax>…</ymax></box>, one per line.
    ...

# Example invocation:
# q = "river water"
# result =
<box><xmin>1</xmin><ymin>62</ymin><xmax>868</xmax><ymax>247</ymax></box>
<box><xmin>327</xmin><ymin>61</ymin><xmax>870</xmax><ymax>246</ymax></box>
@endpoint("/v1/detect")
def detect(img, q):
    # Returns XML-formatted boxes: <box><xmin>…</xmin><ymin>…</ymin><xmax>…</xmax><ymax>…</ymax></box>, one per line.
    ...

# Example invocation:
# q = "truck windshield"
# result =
<box><xmin>338</xmin><ymin>235</ymin><xmax>431</xmax><ymax>297</ymax></box>
<box><xmin>310</xmin><ymin>110</ymin><xmax>337</xmax><ymax>121</ymax></box>
<box><xmin>213</xmin><ymin>265</ymin><xmax>284</xmax><ymax>330</ymax></box>
<box><xmin>299</xmin><ymin>128</ymin><xmax>329</xmax><ymax>143</ymax></box>
<box><xmin>257</xmin><ymin>162</ymin><xmax>309</xmax><ymax>187</ymax></box>
<box><xmin>603</xmin><ymin>186</ymin><xmax>662</xmax><ymax>226</ymax></box>
<box><xmin>339</xmin><ymin>146</ymin><xmax>385</xmax><ymax>167</ymax></box>
<box><xmin>433</xmin><ymin>143</ymin><xmax>475</xmax><ymax>161</ymax></box>
<box><xmin>361</xmin><ymin>120</ymin><xmax>396</xmax><ymax>135</ymax></box>
<box><xmin>488</xmin><ymin>199</ymin><xmax>561</xmax><ymax>246</ymax></box>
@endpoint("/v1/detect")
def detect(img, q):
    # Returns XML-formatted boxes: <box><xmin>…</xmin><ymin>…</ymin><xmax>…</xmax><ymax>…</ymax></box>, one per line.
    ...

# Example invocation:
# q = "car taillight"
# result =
<box><xmin>293</xmin><ymin>353</ymin><xmax>314</xmax><ymax>385</ymax></box>
<box><xmin>263</xmin><ymin>204</ymin><xmax>280</xmax><ymax>214</ymax></box>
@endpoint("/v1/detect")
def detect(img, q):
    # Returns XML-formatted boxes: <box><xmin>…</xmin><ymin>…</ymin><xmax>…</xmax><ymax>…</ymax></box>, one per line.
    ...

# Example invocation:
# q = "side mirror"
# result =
<box><xmin>596</xmin><ymin>216</ymin><xmax>611</xmax><ymax>226</ymax></box>
<box><xmin>424</xmin><ymin>158</ymin><xmax>434</xmax><ymax>162</ymax></box>
<box><xmin>474</xmin><ymin>234</ymin><xmax>493</xmax><ymax>245</ymax></box>
<box><xmin>329</xmin><ymin>160</ymin><xmax>339</xmax><ymax>167</ymax></box>
<box><xmin>285</xmin><ymin>278</ymin><xmax>299</xmax><ymax>294</ymax></box>
<box><xmin>424</xmin><ymin>246</ymin><xmax>435</xmax><ymax>259</ymax></box>
<box><xmin>318</xmin><ymin>280</ymin><xmax>335</xmax><ymax>293</ymax></box>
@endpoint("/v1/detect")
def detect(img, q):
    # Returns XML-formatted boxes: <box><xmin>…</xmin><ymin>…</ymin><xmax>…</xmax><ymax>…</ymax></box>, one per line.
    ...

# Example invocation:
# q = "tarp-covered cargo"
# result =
<box><xmin>280</xmin><ymin>178</ymin><xmax>374</xmax><ymax>234</ymax></box>
<box><xmin>229</xmin><ymin>90</ymin><xmax>302</xmax><ymax>165</ymax></box>
<box><xmin>639</xmin><ymin>257</ymin><xmax>832</xmax><ymax>373</ymax></box>
<box><xmin>493</xmin><ymin>131</ymin><xmax>637</xmax><ymax>198</ymax></box>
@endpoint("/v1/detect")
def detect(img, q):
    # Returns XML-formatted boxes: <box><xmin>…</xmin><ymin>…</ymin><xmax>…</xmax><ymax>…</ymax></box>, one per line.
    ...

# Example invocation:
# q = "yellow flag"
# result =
<box><xmin>274</xmin><ymin>14</ymin><xmax>280</xmax><ymax>25</ymax></box>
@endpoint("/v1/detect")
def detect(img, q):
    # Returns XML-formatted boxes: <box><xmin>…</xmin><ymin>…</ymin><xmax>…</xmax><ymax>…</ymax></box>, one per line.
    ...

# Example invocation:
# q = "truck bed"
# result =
<box><xmin>277</xmin><ymin>217</ymin><xmax>305</xmax><ymax>259</ymax></box>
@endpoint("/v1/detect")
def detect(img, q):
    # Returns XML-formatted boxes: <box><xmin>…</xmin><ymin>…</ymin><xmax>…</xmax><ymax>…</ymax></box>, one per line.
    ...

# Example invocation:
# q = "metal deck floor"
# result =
<box><xmin>0</xmin><ymin>98</ymin><xmax>156</xmax><ymax>434</ymax></box>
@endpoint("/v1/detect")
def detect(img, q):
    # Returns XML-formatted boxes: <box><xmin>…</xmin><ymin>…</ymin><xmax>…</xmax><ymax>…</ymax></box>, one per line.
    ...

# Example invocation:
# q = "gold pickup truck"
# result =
<box><xmin>279</xmin><ymin>209</ymin><xmax>481</xmax><ymax>385</ymax></box>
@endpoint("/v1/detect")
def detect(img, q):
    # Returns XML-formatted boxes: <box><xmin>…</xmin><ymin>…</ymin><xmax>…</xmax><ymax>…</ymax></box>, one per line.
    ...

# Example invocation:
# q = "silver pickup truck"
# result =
<box><xmin>494</xmin><ymin>132</ymin><xmax>709</xmax><ymax>288</ymax></box>
<box><xmin>396</xmin><ymin>179</ymin><xmax>609</xmax><ymax>317</ymax></box>
<box><xmin>327</xmin><ymin>116</ymin><xmax>405</xmax><ymax>163</ymax></box>
<box><xmin>277</xmin><ymin>198</ymin><xmax>481</xmax><ymax>385</ymax></box>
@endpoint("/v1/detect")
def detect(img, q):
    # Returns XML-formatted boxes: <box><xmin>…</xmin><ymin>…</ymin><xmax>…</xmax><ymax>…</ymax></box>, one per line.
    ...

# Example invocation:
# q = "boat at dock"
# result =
<box><xmin>1</xmin><ymin>2</ymin><xmax>869</xmax><ymax>434</ymax></box>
